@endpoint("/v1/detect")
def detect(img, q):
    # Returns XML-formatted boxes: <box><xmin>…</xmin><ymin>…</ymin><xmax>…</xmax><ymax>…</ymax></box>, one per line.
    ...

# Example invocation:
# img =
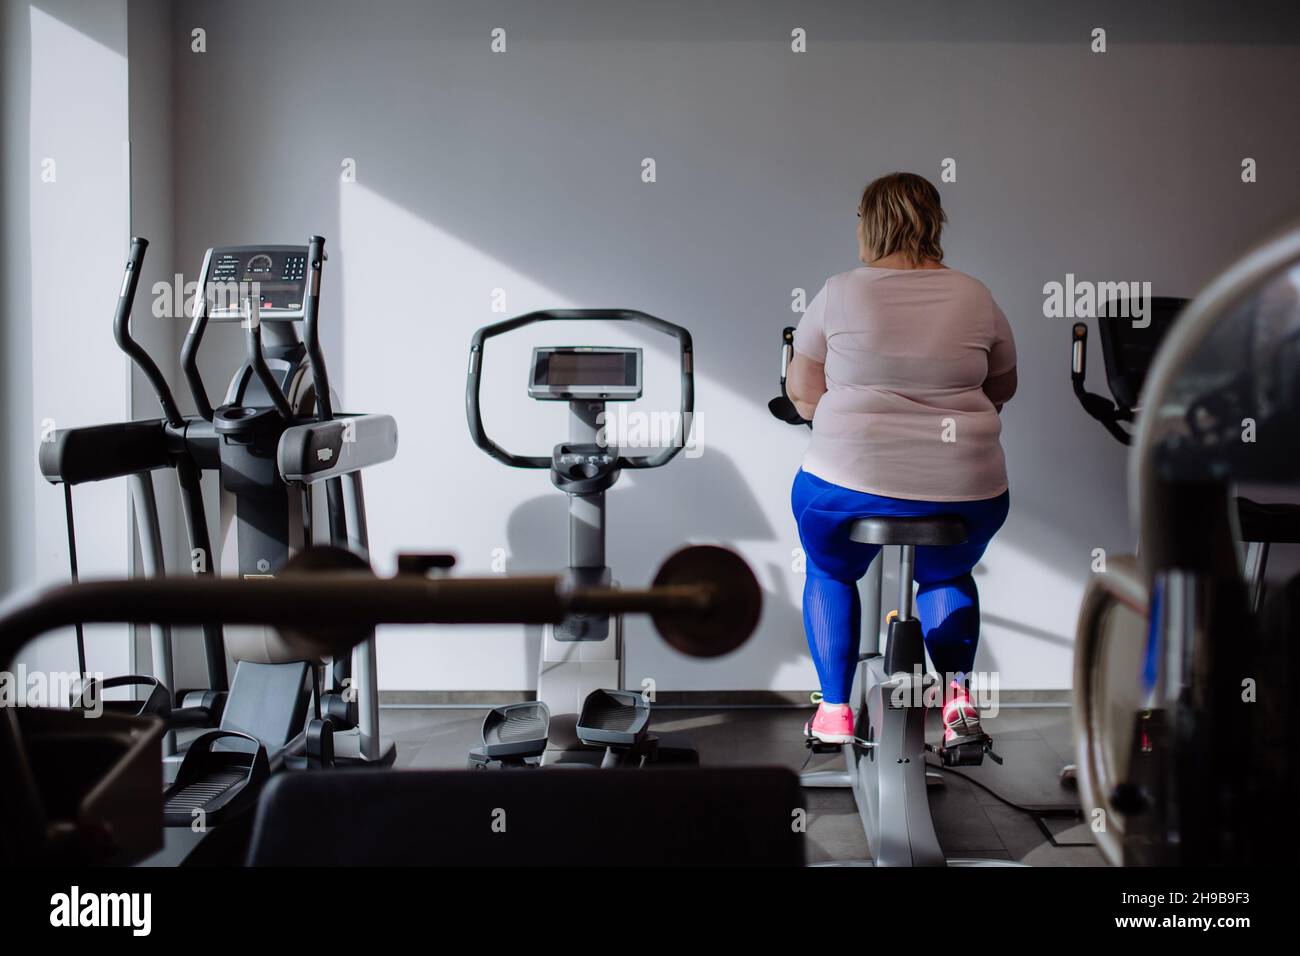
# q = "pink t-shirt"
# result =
<box><xmin>793</xmin><ymin>266</ymin><xmax>1016</xmax><ymax>502</ymax></box>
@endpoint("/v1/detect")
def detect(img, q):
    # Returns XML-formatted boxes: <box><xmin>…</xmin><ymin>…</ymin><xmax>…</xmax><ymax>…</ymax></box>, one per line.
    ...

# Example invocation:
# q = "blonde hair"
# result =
<box><xmin>859</xmin><ymin>172</ymin><xmax>946</xmax><ymax>264</ymax></box>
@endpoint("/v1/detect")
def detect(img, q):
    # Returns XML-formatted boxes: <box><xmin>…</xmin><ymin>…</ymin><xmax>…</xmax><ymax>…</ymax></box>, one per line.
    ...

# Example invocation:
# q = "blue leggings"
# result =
<box><xmin>792</xmin><ymin>469</ymin><xmax>1009</xmax><ymax>705</ymax></box>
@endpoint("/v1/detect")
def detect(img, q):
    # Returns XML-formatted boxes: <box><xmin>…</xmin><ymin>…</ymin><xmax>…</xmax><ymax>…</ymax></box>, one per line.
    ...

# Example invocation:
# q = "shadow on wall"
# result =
<box><xmin>503</xmin><ymin>446</ymin><xmax>807</xmax><ymax>686</ymax></box>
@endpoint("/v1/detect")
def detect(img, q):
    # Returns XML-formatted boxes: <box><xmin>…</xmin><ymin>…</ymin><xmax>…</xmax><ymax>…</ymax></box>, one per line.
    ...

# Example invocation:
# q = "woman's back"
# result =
<box><xmin>794</xmin><ymin>265</ymin><xmax>1015</xmax><ymax>502</ymax></box>
<box><xmin>787</xmin><ymin>170</ymin><xmax>1013</xmax><ymax>751</ymax></box>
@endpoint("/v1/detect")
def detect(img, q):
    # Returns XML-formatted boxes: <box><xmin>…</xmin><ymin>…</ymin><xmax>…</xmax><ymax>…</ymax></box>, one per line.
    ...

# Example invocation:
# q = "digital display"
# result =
<box><xmin>545</xmin><ymin>351</ymin><xmax>636</xmax><ymax>387</ymax></box>
<box><xmin>528</xmin><ymin>347</ymin><xmax>642</xmax><ymax>401</ymax></box>
<box><xmin>205</xmin><ymin>247</ymin><xmax>308</xmax><ymax>319</ymax></box>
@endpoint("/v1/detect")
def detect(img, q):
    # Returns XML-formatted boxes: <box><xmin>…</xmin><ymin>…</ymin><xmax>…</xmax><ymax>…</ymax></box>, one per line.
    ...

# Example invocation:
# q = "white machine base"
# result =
<box><xmin>538</xmin><ymin>615</ymin><xmax>622</xmax><ymax>760</ymax></box>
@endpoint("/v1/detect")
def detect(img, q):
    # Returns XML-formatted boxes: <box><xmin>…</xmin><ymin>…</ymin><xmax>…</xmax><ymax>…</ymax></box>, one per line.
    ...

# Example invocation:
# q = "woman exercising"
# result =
<box><xmin>788</xmin><ymin>172</ymin><xmax>1016</xmax><ymax>746</ymax></box>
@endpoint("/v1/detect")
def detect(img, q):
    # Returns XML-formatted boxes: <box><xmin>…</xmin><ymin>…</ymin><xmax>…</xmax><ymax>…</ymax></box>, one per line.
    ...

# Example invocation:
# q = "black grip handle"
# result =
<box><xmin>39</xmin><ymin>420</ymin><xmax>171</xmax><ymax>485</ymax></box>
<box><xmin>181</xmin><ymin>248</ymin><xmax>215</xmax><ymax>422</ymax></box>
<box><xmin>302</xmin><ymin>235</ymin><xmax>332</xmax><ymax>420</ymax></box>
<box><xmin>296</xmin><ymin>236</ymin><xmax>349</xmax><ymax>547</ymax></box>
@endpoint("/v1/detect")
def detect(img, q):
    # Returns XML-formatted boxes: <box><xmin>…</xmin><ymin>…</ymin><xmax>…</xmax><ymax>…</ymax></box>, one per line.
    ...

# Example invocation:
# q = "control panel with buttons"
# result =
<box><xmin>551</xmin><ymin>442</ymin><xmax>621</xmax><ymax>494</ymax></box>
<box><xmin>205</xmin><ymin>245</ymin><xmax>311</xmax><ymax>321</ymax></box>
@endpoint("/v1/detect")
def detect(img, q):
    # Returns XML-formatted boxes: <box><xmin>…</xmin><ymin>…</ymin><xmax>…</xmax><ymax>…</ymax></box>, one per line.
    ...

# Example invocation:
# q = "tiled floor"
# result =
<box><xmin>383</xmin><ymin>704</ymin><xmax>1104</xmax><ymax>866</ymax></box>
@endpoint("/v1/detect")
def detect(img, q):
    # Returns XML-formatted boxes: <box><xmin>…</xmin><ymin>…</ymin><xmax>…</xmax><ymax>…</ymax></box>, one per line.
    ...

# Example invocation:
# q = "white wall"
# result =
<box><xmin>11</xmin><ymin>0</ymin><xmax>1298</xmax><ymax>694</ymax></box>
<box><xmin>163</xmin><ymin>0</ymin><xmax>1300</xmax><ymax>692</ymax></box>
<box><xmin>4</xmin><ymin>0</ymin><xmax>134</xmax><ymax>686</ymax></box>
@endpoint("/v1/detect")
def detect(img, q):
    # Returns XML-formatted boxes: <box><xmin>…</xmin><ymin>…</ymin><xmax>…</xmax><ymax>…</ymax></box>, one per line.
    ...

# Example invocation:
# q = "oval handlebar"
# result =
<box><xmin>465</xmin><ymin>309</ymin><xmax>694</xmax><ymax>470</ymax></box>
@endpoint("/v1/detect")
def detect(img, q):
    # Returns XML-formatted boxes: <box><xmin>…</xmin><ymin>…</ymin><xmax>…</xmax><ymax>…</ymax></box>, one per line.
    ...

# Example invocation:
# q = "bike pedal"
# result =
<box><xmin>804</xmin><ymin>735</ymin><xmax>844</xmax><ymax>754</ymax></box>
<box><xmin>938</xmin><ymin>735</ymin><xmax>994</xmax><ymax>767</ymax></box>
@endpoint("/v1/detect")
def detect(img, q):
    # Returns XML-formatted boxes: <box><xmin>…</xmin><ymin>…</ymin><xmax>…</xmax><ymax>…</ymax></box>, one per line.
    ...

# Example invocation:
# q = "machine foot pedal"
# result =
<box><xmin>804</xmin><ymin>731</ymin><xmax>873</xmax><ymax>753</ymax></box>
<box><xmin>470</xmin><ymin>701</ymin><xmax>550</xmax><ymax>768</ymax></box>
<box><xmin>804</xmin><ymin>734</ymin><xmax>845</xmax><ymax>755</ymax></box>
<box><xmin>162</xmin><ymin>730</ymin><xmax>268</xmax><ymax>828</ymax></box>
<box><xmin>576</xmin><ymin>689</ymin><xmax>650</xmax><ymax>748</ymax></box>
<box><xmin>576</xmin><ymin>689</ymin><xmax>664</xmax><ymax>767</ymax></box>
<box><xmin>931</xmin><ymin>734</ymin><xmax>1002</xmax><ymax>767</ymax></box>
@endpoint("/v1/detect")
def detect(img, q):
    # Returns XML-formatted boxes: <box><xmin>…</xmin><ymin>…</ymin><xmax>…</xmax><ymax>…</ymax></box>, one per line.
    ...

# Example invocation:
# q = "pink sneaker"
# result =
<box><xmin>804</xmin><ymin>703</ymin><xmax>854</xmax><ymax>744</ymax></box>
<box><xmin>942</xmin><ymin>683</ymin><xmax>984</xmax><ymax>745</ymax></box>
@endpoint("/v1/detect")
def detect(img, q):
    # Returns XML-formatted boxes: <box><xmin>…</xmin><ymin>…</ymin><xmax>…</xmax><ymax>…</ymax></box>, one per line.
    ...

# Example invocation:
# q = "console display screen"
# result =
<box><xmin>529</xmin><ymin>347</ymin><xmax>642</xmax><ymax>400</ymax></box>
<box><xmin>206</xmin><ymin>247</ymin><xmax>308</xmax><ymax>319</ymax></box>
<box><xmin>545</xmin><ymin>351</ymin><xmax>636</xmax><ymax>387</ymax></box>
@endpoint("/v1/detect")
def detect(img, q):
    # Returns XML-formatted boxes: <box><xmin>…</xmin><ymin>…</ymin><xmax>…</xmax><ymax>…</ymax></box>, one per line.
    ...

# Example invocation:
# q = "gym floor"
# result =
<box><xmin>386</xmin><ymin>705</ymin><xmax>1103</xmax><ymax>865</ymax></box>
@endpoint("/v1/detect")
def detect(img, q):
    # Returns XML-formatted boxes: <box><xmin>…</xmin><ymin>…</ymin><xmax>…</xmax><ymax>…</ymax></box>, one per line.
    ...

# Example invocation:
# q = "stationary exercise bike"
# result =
<box><xmin>466</xmin><ymin>310</ymin><xmax>756</xmax><ymax>768</ymax></box>
<box><xmin>770</xmin><ymin>327</ymin><xmax>1008</xmax><ymax>866</ymax></box>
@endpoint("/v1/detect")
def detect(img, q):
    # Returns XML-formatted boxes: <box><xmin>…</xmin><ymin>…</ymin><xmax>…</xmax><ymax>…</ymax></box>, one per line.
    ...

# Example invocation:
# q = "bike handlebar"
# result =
<box><xmin>465</xmin><ymin>309</ymin><xmax>694</xmax><ymax>470</ymax></box>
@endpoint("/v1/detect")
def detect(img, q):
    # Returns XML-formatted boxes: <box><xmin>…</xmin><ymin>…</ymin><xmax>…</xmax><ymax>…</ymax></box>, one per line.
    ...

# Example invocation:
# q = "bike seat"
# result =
<box><xmin>848</xmin><ymin>515</ymin><xmax>968</xmax><ymax>547</ymax></box>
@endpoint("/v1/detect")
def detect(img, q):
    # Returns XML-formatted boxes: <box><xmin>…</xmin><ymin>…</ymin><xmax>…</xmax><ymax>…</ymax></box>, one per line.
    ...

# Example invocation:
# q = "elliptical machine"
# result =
<box><xmin>39</xmin><ymin>237</ymin><xmax>398</xmax><ymax>848</ymax></box>
<box><xmin>769</xmin><ymin>327</ymin><xmax>1009</xmax><ymax>866</ymax></box>
<box><xmin>465</xmin><ymin>310</ymin><xmax>751</xmax><ymax>768</ymax></box>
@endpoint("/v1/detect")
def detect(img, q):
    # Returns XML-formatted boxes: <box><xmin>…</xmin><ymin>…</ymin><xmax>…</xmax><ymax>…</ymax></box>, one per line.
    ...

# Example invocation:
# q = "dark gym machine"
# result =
<box><xmin>1070</xmin><ymin>296</ymin><xmax>1300</xmax><ymax>610</ymax></box>
<box><xmin>1073</xmin><ymin>223</ymin><xmax>1300</xmax><ymax>865</ymax></box>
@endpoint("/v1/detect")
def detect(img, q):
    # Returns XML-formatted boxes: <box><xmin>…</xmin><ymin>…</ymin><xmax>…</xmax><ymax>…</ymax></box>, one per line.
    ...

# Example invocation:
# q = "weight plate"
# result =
<box><xmin>651</xmin><ymin>545</ymin><xmax>761</xmax><ymax>658</ymax></box>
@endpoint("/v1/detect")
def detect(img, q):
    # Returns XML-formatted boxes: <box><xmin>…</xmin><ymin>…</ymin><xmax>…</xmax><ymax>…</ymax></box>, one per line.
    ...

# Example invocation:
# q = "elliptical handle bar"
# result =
<box><xmin>242</xmin><ymin>295</ymin><xmax>296</xmax><ymax>420</ymax></box>
<box><xmin>466</xmin><ymin>309</ymin><xmax>694</xmax><ymax>470</ymax></box>
<box><xmin>301</xmin><ymin>236</ymin><xmax>334</xmax><ymax>421</ymax></box>
<box><xmin>180</xmin><ymin>247</ymin><xmax>216</xmax><ymax>422</ymax></box>
<box><xmin>294</xmin><ymin>236</ymin><xmax>350</xmax><ymax>545</ymax></box>
<box><xmin>113</xmin><ymin>238</ymin><xmax>185</xmax><ymax>429</ymax></box>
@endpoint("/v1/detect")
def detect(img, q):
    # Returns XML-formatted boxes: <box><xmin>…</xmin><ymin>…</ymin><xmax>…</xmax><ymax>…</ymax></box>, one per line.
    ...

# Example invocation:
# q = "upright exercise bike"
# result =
<box><xmin>770</xmin><ymin>327</ymin><xmax>1008</xmax><ymax>866</ymax></box>
<box><xmin>466</xmin><ymin>310</ymin><xmax>751</xmax><ymax>768</ymax></box>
